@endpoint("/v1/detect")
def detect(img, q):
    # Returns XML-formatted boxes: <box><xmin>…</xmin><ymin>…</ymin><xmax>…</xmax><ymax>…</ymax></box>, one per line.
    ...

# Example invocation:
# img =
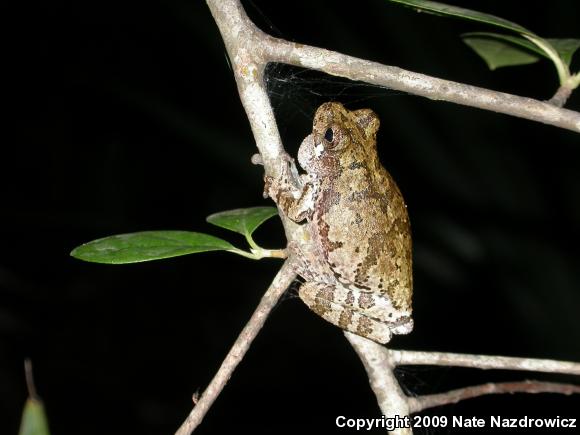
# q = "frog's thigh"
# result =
<box><xmin>299</xmin><ymin>282</ymin><xmax>392</xmax><ymax>344</ymax></box>
<box><xmin>301</xmin><ymin>280</ymin><xmax>402</xmax><ymax>322</ymax></box>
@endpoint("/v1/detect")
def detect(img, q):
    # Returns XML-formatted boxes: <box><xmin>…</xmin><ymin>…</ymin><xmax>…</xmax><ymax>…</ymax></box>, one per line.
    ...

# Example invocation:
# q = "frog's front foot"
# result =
<box><xmin>263</xmin><ymin>174</ymin><xmax>274</xmax><ymax>199</ymax></box>
<box><xmin>263</xmin><ymin>157</ymin><xmax>297</xmax><ymax>201</ymax></box>
<box><xmin>263</xmin><ymin>173</ymin><xmax>286</xmax><ymax>201</ymax></box>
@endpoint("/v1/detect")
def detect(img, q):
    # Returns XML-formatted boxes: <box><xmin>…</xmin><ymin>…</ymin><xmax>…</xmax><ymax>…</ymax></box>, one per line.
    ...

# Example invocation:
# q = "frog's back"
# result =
<box><xmin>372</xmin><ymin>166</ymin><xmax>412</xmax><ymax>311</ymax></box>
<box><xmin>316</xmin><ymin>163</ymin><xmax>412</xmax><ymax>311</ymax></box>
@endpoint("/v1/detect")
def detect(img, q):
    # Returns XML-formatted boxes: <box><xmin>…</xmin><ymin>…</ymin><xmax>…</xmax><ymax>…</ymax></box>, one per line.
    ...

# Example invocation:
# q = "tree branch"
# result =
<box><xmin>208</xmin><ymin>0</ymin><xmax>580</xmax><ymax>134</ymax></box>
<box><xmin>345</xmin><ymin>333</ymin><xmax>412</xmax><ymax>435</ymax></box>
<box><xmin>269</xmin><ymin>42</ymin><xmax>580</xmax><ymax>133</ymax></box>
<box><xmin>174</xmin><ymin>259</ymin><xmax>297</xmax><ymax>435</ymax></box>
<box><xmin>390</xmin><ymin>350</ymin><xmax>580</xmax><ymax>376</ymax></box>
<box><xmin>408</xmin><ymin>380</ymin><xmax>580</xmax><ymax>413</ymax></box>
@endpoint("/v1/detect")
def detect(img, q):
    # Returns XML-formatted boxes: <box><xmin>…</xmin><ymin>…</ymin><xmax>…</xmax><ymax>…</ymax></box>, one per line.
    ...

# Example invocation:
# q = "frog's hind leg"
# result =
<box><xmin>298</xmin><ymin>282</ymin><xmax>393</xmax><ymax>344</ymax></box>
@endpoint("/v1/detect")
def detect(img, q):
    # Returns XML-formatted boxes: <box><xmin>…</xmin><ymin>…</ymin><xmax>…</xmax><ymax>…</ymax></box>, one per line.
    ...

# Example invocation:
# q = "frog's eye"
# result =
<box><xmin>324</xmin><ymin>127</ymin><xmax>334</xmax><ymax>143</ymax></box>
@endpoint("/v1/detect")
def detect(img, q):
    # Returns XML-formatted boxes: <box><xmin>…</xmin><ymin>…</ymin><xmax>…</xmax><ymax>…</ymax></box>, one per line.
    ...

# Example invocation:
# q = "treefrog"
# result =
<box><xmin>266</xmin><ymin>102</ymin><xmax>413</xmax><ymax>344</ymax></box>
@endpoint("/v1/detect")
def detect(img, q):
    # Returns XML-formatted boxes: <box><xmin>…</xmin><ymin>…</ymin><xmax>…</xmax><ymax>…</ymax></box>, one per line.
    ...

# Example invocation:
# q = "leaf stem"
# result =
<box><xmin>570</xmin><ymin>71</ymin><xmax>580</xmax><ymax>88</ymax></box>
<box><xmin>227</xmin><ymin>247</ymin><xmax>287</xmax><ymax>260</ymax></box>
<box><xmin>226</xmin><ymin>248</ymin><xmax>261</xmax><ymax>259</ymax></box>
<box><xmin>245</xmin><ymin>232</ymin><xmax>260</xmax><ymax>251</ymax></box>
<box><xmin>252</xmin><ymin>248</ymin><xmax>288</xmax><ymax>259</ymax></box>
<box><xmin>524</xmin><ymin>35</ymin><xmax>570</xmax><ymax>85</ymax></box>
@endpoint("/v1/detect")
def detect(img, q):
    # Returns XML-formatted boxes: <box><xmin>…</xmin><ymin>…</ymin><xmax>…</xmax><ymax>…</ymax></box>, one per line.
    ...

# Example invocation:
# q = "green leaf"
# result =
<box><xmin>546</xmin><ymin>38</ymin><xmax>580</xmax><ymax>67</ymax></box>
<box><xmin>386</xmin><ymin>0</ymin><xmax>534</xmax><ymax>36</ymax></box>
<box><xmin>70</xmin><ymin>231</ymin><xmax>235</xmax><ymax>264</ymax></box>
<box><xmin>388</xmin><ymin>1</ymin><xmax>577</xmax><ymax>85</ymax></box>
<box><xmin>19</xmin><ymin>399</ymin><xmax>50</xmax><ymax>435</ymax></box>
<box><xmin>206</xmin><ymin>207</ymin><xmax>278</xmax><ymax>238</ymax></box>
<box><xmin>463</xmin><ymin>33</ymin><xmax>580</xmax><ymax>69</ymax></box>
<box><xmin>462</xmin><ymin>33</ymin><xmax>542</xmax><ymax>70</ymax></box>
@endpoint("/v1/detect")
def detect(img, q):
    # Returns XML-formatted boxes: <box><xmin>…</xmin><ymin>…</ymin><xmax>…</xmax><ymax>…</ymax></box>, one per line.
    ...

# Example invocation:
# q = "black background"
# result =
<box><xmin>2</xmin><ymin>1</ymin><xmax>580</xmax><ymax>434</ymax></box>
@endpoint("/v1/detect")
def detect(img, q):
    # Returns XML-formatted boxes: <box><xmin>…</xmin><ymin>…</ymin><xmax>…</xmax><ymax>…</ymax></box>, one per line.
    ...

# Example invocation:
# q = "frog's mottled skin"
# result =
<box><xmin>267</xmin><ymin>102</ymin><xmax>413</xmax><ymax>343</ymax></box>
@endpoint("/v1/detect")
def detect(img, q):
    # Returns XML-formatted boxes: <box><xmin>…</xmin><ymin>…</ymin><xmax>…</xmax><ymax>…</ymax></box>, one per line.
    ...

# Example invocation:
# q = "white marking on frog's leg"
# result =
<box><xmin>298</xmin><ymin>282</ymin><xmax>393</xmax><ymax>344</ymax></box>
<box><xmin>391</xmin><ymin>318</ymin><xmax>413</xmax><ymax>335</ymax></box>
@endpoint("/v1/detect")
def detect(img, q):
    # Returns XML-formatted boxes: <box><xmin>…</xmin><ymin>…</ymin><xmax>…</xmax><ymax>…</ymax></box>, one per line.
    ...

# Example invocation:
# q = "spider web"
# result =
<box><xmin>244</xmin><ymin>0</ymin><xmax>410</xmax><ymax>156</ymax></box>
<box><xmin>264</xmin><ymin>63</ymin><xmax>406</xmax><ymax>156</ymax></box>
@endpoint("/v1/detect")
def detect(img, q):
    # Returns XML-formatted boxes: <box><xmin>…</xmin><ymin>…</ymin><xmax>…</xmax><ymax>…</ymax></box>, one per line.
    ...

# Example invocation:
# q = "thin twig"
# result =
<box><xmin>390</xmin><ymin>350</ymin><xmax>580</xmax><ymax>376</ymax></box>
<box><xmin>206</xmin><ymin>0</ymin><xmax>303</xmax><ymax>242</ymax></box>
<box><xmin>24</xmin><ymin>359</ymin><xmax>38</xmax><ymax>401</ymax></box>
<box><xmin>408</xmin><ymin>380</ymin><xmax>580</xmax><ymax>413</ymax></box>
<box><xmin>174</xmin><ymin>259</ymin><xmax>297</xmax><ymax>435</ymax></box>
<box><xmin>346</xmin><ymin>333</ymin><xmax>412</xmax><ymax>435</ymax></box>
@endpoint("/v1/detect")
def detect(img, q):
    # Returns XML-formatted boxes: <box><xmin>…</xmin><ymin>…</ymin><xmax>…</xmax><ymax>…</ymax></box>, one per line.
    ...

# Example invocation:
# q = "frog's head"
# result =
<box><xmin>298</xmin><ymin>102</ymin><xmax>380</xmax><ymax>177</ymax></box>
